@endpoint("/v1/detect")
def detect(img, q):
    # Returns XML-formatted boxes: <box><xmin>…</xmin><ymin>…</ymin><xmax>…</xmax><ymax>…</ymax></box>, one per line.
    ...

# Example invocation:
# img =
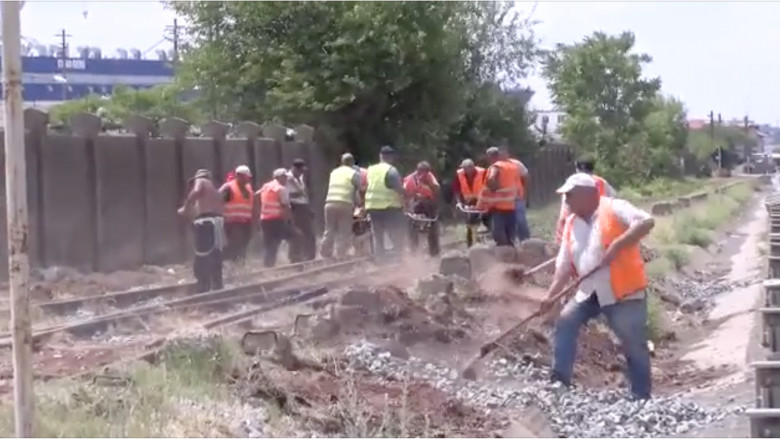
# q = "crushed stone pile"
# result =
<box><xmin>344</xmin><ymin>341</ymin><xmax>743</xmax><ymax>438</ymax></box>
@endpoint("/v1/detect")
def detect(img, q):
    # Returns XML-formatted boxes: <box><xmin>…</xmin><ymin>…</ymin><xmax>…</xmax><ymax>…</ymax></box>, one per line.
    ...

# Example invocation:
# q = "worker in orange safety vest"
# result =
<box><xmin>478</xmin><ymin>147</ymin><xmax>521</xmax><ymax>246</ymax></box>
<box><xmin>453</xmin><ymin>158</ymin><xmax>490</xmax><ymax>239</ymax></box>
<box><xmin>403</xmin><ymin>161</ymin><xmax>441</xmax><ymax>256</ymax></box>
<box><xmin>540</xmin><ymin>172</ymin><xmax>655</xmax><ymax>400</ymax></box>
<box><xmin>219</xmin><ymin>165</ymin><xmax>255</xmax><ymax>262</ymax></box>
<box><xmin>256</xmin><ymin>168</ymin><xmax>294</xmax><ymax>268</ymax></box>
<box><xmin>498</xmin><ymin>145</ymin><xmax>531</xmax><ymax>242</ymax></box>
<box><xmin>554</xmin><ymin>156</ymin><xmax>616</xmax><ymax>244</ymax></box>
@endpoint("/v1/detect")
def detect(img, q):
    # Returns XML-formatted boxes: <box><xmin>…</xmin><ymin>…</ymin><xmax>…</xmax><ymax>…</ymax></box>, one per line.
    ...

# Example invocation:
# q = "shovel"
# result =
<box><xmin>503</xmin><ymin>257</ymin><xmax>556</xmax><ymax>284</ymax></box>
<box><xmin>461</xmin><ymin>264</ymin><xmax>601</xmax><ymax>380</ymax></box>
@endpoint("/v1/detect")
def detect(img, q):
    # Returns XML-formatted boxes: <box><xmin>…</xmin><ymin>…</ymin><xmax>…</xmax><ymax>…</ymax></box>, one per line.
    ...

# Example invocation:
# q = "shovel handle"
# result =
<box><xmin>475</xmin><ymin>263</ymin><xmax>602</xmax><ymax>359</ymax></box>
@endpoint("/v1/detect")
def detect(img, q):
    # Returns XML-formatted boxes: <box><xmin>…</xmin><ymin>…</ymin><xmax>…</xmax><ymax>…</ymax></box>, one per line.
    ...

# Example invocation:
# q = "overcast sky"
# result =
<box><xmin>16</xmin><ymin>1</ymin><xmax>780</xmax><ymax>125</ymax></box>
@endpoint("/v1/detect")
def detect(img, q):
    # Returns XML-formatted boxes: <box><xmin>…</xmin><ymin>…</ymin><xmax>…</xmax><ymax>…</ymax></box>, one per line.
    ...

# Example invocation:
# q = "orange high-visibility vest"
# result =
<box><xmin>508</xmin><ymin>158</ymin><xmax>527</xmax><ymax>200</ymax></box>
<box><xmin>456</xmin><ymin>167</ymin><xmax>486</xmax><ymax>201</ymax></box>
<box><xmin>477</xmin><ymin>161</ymin><xmax>518</xmax><ymax>211</ymax></box>
<box><xmin>555</xmin><ymin>174</ymin><xmax>609</xmax><ymax>243</ymax></box>
<box><xmin>562</xmin><ymin>197</ymin><xmax>647</xmax><ymax>301</ymax></box>
<box><xmin>403</xmin><ymin>172</ymin><xmax>437</xmax><ymax>200</ymax></box>
<box><xmin>224</xmin><ymin>180</ymin><xmax>253</xmax><ymax>223</ymax></box>
<box><xmin>259</xmin><ymin>180</ymin><xmax>285</xmax><ymax>220</ymax></box>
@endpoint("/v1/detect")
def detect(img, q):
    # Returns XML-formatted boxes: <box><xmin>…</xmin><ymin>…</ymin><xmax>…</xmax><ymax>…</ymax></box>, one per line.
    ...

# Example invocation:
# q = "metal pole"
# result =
<box><xmin>1</xmin><ymin>1</ymin><xmax>34</xmax><ymax>437</ymax></box>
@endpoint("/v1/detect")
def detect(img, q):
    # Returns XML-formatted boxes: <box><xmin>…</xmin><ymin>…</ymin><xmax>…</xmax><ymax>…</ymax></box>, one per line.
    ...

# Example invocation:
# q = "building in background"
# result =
<box><xmin>3</xmin><ymin>43</ymin><xmax>175</xmax><ymax>110</ymax></box>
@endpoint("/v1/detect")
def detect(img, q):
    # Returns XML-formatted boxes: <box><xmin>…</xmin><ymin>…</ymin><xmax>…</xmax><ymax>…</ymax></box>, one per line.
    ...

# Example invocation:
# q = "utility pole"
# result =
<box><xmin>2</xmin><ymin>1</ymin><xmax>34</xmax><ymax>436</ymax></box>
<box><xmin>709</xmin><ymin>110</ymin><xmax>721</xmax><ymax>171</ymax></box>
<box><xmin>55</xmin><ymin>29</ymin><xmax>71</xmax><ymax>101</ymax></box>
<box><xmin>172</xmin><ymin>18</ymin><xmax>179</xmax><ymax>62</ymax></box>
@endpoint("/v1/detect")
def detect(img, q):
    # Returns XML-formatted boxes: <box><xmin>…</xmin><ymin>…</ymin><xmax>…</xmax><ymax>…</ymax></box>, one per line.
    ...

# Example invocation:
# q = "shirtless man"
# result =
<box><xmin>178</xmin><ymin>169</ymin><xmax>226</xmax><ymax>293</ymax></box>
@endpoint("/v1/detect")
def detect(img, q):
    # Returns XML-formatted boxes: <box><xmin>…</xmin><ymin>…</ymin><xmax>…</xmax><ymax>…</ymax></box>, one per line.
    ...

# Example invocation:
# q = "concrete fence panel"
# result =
<box><xmin>40</xmin><ymin>134</ymin><xmax>95</xmax><ymax>270</ymax></box>
<box><xmin>181</xmin><ymin>137</ymin><xmax>218</xmax><ymax>185</ymax></box>
<box><xmin>94</xmin><ymin>134</ymin><xmax>145</xmax><ymax>271</ymax></box>
<box><xmin>145</xmin><ymin>137</ymin><xmax>186</xmax><ymax>265</ymax></box>
<box><xmin>221</xmin><ymin>138</ymin><xmax>251</xmax><ymax>182</ymax></box>
<box><xmin>252</xmin><ymin>137</ymin><xmax>282</xmax><ymax>188</ymax></box>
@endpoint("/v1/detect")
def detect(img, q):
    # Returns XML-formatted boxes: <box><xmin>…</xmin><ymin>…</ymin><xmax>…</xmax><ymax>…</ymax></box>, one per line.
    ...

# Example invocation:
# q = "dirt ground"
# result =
<box><xmin>1</xmin><ymin>180</ymin><xmax>764</xmax><ymax>437</ymax></box>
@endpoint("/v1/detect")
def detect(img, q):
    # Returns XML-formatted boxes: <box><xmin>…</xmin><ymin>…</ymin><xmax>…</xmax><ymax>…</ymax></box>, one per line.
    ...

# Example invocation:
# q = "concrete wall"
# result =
<box><xmin>0</xmin><ymin>109</ymin><xmax>579</xmax><ymax>277</ymax></box>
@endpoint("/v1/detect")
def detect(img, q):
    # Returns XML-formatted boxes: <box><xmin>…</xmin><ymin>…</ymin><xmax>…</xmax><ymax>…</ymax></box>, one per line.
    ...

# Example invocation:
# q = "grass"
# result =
<box><xmin>651</xmin><ymin>181</ymin><xmax>753</xmax><ymax>250</ymax></box>
<box><xmin>0</xmin><ymin>337</ymin><xmax>248</xmax><ymax>437</ymax></box>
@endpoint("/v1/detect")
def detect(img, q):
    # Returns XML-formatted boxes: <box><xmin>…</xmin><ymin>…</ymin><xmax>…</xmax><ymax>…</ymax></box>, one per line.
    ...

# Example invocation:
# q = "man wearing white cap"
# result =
<box><xmin>256</xmin><ymin>168</ymin><xmax>294</xmax><ymax>267</ymax></box>
<box><xmin>220</xmin><ymin>165</ymin><xmax>255</xmax><ymax>262</ymax></box>
<box><xmin>541</xmin><ymin>172</ymin><xmax>655</xmax><ymax>400</ymax></box>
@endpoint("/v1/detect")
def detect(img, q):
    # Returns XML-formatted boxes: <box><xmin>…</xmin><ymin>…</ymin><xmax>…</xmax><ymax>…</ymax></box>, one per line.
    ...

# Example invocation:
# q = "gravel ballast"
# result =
<box><xmin>344</xmin><ymin>341</ymin><xmax>744</xmax><ymax>438</ymax></box>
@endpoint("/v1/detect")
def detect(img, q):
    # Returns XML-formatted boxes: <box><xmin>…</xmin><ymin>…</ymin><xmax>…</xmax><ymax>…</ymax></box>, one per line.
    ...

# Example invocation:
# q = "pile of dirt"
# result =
<box><xmin>235</xmin><ymin>358</ymin><xmax>504</xmax><ymax>437</ymax></box>
<box><xmin>300</xmin><ymin>285</ymin><xmax>474</xmax><ymax>350</ymax></box>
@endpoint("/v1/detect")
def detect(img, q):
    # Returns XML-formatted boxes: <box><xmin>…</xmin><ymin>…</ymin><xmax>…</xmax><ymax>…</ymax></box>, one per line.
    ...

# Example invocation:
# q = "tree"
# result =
<box><xmin>542</xmin><ymin>31</ymin><xmax>664</xmax><ymax>184</ymax></box>
<box><xmin>167</xmin><ymin>1</ymin><xmax>539</xmax><ymax>171</ymax></box>
<box><xmin>49</xmin><ymin>84</ymin><xmax>202</xmax><ymax>127</ymax></box>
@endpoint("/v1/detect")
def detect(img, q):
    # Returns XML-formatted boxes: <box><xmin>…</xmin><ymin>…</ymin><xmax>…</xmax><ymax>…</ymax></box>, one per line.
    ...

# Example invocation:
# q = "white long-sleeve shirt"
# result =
<box><xmin>555</xmin><ymin>198</ymin><xmax>651</xmax><ymax>306</ymax></box>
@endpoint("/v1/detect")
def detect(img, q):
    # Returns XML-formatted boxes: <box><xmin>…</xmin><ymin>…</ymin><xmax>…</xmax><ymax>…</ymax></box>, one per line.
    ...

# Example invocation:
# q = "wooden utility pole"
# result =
<box><xmin>2</xmin><ymin>1</ymin><xmax>34</xmax><ymax>436</ymax></box>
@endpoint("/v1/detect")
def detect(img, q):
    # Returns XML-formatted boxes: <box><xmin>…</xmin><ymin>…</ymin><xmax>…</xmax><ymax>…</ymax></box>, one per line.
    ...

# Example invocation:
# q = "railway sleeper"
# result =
<box><xmin>746</xmin><ymin>409</ymin><xmax>780</xmax><ymax>437</ymax></box>
<box><xmin>765</xmin><ymin>280</ymin><xmax>780</xmax><ymax>308</ymax></box>
<box><xmin>768</xmin><ymin>257</ymin><xmax>780</xmax><ymax>280</ymax></box>
<box><xmin>760</xmin><ymin>308</ymin><xmax>780</xmax><ymax>354</ymax></box>
<box><xmin>753</xmin><ymin>361</ymin><xmax>780</xmax><ymax>408</ymax></box>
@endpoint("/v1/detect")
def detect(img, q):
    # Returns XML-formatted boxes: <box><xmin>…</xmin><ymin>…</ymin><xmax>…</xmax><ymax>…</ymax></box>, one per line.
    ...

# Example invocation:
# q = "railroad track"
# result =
<box><xmin>0</xmin><ymin>238</ymin><xmax>469</xmax><ymax>387</ymax></box>
<box><xmin>0</xmin><ymin>255</ymin><xmax>365</xmax><ymax>319</ymax></box>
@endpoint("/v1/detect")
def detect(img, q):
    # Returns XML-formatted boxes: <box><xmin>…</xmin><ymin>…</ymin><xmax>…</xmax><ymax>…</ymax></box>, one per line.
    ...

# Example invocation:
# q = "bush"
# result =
<box><xmin>660</xmin><ymin>245</ymin><xmax>689</xmax><ymax>270</ymax></box>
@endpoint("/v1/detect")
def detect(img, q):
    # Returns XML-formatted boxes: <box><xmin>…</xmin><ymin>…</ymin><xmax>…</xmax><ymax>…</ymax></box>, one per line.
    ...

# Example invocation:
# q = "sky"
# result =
<box><xmin>14</xmin><ymin>1</ymin><xmax>780</xmax><ymax>125</ymax></box>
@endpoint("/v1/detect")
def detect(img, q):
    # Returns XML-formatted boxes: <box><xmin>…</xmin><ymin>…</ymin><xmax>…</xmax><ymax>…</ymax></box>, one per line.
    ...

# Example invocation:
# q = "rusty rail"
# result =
<box><xmin>0</xmin><ymin>257</ymin><xmax>373</xmax><ymax>348</ymax></box>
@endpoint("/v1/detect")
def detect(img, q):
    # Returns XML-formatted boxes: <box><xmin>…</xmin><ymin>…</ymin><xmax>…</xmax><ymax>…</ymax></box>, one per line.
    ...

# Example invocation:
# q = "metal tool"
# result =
<box><xmin>461</xmin><ymin>264</ymin><xmax>600</xmax><ymax>380</ymax></box>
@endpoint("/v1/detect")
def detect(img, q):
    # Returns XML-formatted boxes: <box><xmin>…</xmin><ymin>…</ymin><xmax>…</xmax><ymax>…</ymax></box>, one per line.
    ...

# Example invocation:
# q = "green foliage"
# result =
<box><xmin>542</xmin><ymin>31</ymin><xmax>689</xmax><ymax>186</ymax></box>
<box><xmin>167</xmin><ymin>1</ymin><xmax>539</xmax><ymax>171</ymax></box>
<box><xmin>49</xmin><ymin>84</ymin><xmax>203</xmax><ymax>127</ymax></box>
<box><xmin>687</xmin><ymin>125</ymin><xmax>759</xmax><ymax>161</ymax></box>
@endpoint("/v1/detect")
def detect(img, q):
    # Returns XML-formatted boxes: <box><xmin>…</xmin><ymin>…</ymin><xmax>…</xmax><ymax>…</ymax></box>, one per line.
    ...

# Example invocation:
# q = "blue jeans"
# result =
<box><xmin>515</xmin><ymin>200</ymin><xmax>531</xmax><ymax>241</ymax></box>
<box><xmin>552</xmin><ymin>294</ymin><xmax>651</xmax><ymax>400</ymax></box>
<box><xmin>490</xmin><ymin>209</ymin><xmax>517</xmax><ymax>246</ymax></box>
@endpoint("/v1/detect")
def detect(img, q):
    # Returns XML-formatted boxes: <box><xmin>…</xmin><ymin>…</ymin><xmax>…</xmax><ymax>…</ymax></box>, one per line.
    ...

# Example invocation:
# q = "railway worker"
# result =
<box><xmin>220</xmin><ymin>165</ymin><xmax>255</xmax><ymax>262</ymax></box>
<box><xmin>453</xmin><ymin>159</ymin><xmax>490</xmax><ymax>234</ymax></box>
<box><xmin>541</xmin><ymin>172</ymin><xmax>655</xmax><ymax>400</ymax></box>
<box><xmin>364</xmin><ymin>145</ymin><xmax>406</xmax><ymax>257</ymax></box>
<box><xmin>321</xmin><ymin>153</ymin><xmax>363</xmax><ymax>258</ymax></box>
<box><xmin>403</xmin><ymin>161</ymin><xmax>442</xmax><ymax>257</ymax></box>
<box><xmin>554</xmin><ymin>156</ymin><xmax>616</xmax><ymax>244</ymax></box>
<box><xmin>478</xmin><ymin>147</ymin><xmax>520</xmax><ymax>246</ymax></box>
<box><xmin>498</xmin><ymin>145</ymin><xmax>531</xmax><ymax>242</ymax></box>
<box><xmin>257</xmin><ymin>168</ymin><xmax>295</xmax><ymax>268</ymax></box>
<box><xmin>286</xmin><ymin>158</ymin><xmax>317</xmax><ymax>263</ymax></box>
<box><xmin>177</xmin><ymin>169</ymin><xmax>226</xmax><ymax>293</ymax></box>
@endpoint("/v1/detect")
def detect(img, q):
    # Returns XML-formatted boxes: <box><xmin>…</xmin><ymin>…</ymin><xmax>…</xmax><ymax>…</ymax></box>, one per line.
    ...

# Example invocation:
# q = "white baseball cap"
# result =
<box><xmin>272</xmin><ymin>168</ymin><xmax>288</xmax><ymax>178</ymax></box>
<box><xmin>556</xmin><ymin>172</ymin><xmax>597</xmax><ymax>194</ymax></box>
<box><xmin>235</xmin><ymin>165</ymin><xmax>252</xmax><ymax>177</ymax></box>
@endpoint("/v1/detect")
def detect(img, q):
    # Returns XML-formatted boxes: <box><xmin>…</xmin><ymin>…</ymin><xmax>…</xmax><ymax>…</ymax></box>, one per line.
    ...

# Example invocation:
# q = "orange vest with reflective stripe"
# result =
<box><xmin>509</xmin><ymin>158</ymin><xmax>526</xmax><ymax>200</ymax></box>
<box><xmin>562</xmin><ymin>197</ymin><xmax>647</xmax><ymax>301</ymax></box>
<box><xmin>224</xmin><ymin>180</ymin><xmax>253</xmax><ymax>223</ymax></box>
<box><xmin>478</xmin><ymin>161</ymin><xmax>518</xmax><ymax>211</ymax></box>
<box><xmin>456</xmin><ymin>167</ymin><xmax>486</xmax><ymax>201</ymax></box>
<box><xmin>555</xmin><ymin>174</ymin><xmax>609</xmax><ymax>243</ymax></box>
<box><xmin>403</xmin><ymin>172</ymin><xmax>436</xmax><ymax>200</ymax></box>
<box><xmin>259</xmin><ymin>180</ymin><xmax>285</xmax><ymax>220</ymax></box>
